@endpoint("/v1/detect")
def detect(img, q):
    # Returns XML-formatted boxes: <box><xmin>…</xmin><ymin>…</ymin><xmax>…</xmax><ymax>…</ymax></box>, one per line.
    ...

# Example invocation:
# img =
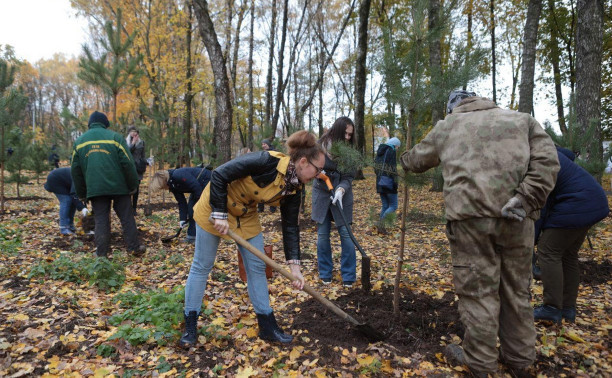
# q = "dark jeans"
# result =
<box><xmin>537</xmin><ymin>227</ymin><xmax>590</xmax><ymax>309</ymax></box>
<box><xmin>91</xmin><ymin>195</ymin><xmax>141</xmax><ymax>257</ymax></box>
<box><xmin>131</xmin><ymin>182</ymin><xmax>140</xmax><ymax>211</ymax></box>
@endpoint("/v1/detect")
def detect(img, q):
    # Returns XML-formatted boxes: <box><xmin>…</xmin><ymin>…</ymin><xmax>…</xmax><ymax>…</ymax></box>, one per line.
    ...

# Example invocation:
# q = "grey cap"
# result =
<box><xmin>447</xmin><ymin>90</ymin><xmax>477</xmax><ymax>114</ymax></box>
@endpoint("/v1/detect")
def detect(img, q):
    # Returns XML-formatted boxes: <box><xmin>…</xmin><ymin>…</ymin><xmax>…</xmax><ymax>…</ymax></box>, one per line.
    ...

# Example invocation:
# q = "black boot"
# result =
<box><xmin>179</xmin><ymin>311</ymin><xmax>198</xmax><ymax>348</ymax></box>
<box><xmin>256</xmin><ymin>312</ymin><xmax>293</xmax><ymax>343</ymax></box>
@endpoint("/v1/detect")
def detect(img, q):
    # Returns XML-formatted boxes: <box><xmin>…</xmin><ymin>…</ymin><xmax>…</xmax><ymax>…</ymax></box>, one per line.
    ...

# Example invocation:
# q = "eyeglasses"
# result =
<box><xmin>307</xmin><ymin>159</ymin><xmax>324</xmax><ymax>175</ymax></box>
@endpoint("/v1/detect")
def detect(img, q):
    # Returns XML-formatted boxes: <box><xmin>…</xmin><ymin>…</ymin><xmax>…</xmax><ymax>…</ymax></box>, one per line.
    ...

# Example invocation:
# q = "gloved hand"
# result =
<box><xmin>179</xmin><ymin>220</ymin><xmax>188</xmax><ymax>228</ymax></box>
<box><xmin>81</xmin><ymin>208</ymin><xmax>89</xmax><ymax>217</ymax></box>
<box><xmin>332</xmin><ymin>187</ymin><xmax>345</xmax><ymax>208</ymax></box>
<box><xmin>501</xmin><ymin>196</ymin><xmax>526</xmax><ymax>221</ymax></box>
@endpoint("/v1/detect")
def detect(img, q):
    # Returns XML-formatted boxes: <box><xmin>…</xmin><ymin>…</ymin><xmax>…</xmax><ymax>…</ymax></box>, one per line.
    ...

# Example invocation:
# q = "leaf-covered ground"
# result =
<box><xmin>1</xmin><ymin>170</ymin><xmax>611</xmax><ymax>377</ymax></box>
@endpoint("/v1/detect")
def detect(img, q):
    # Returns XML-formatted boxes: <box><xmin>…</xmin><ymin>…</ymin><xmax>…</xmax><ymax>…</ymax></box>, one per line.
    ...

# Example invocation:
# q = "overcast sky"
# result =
<box><xmin>0</xmin><ymin>0</ymin><xmax>88</xmax><ymax>63</ymax></box>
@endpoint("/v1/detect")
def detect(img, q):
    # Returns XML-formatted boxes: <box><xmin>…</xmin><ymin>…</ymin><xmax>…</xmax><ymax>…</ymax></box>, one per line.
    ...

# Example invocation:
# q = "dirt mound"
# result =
<box><xmin>580</xmin><ymin>260</ymin><xmax>612</xmax><ymax>285</ymax></box>
<box><xmin>290</xmin><ymin>286</ymin><xmax>462</xmax><ymax>367</ymax></box>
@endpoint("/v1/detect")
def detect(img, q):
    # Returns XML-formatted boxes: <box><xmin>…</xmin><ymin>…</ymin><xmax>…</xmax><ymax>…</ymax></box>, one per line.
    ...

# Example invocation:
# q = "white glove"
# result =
<box><xmin>147</xmin><ymin>157</ymin><xmax>154</xmax><ymax>166</ymax></box>
<box><xmin>179</xmin><ymin>220</ymin><xmax>188</xmax><ymax>228</ymax></box>
<box><xmin>81</xmin><ymin>208</ymin><xmax>89</xmax><ymax>217</ymax></box>
<box><xmin>332</xmin><ymin>188</ymin><xmax>345</xmax><ymax>209</ymax></box>
<box><xmin>501</xmin><ymin>196</ymin><xmax>526</xmax><ymax>222</ymax></box>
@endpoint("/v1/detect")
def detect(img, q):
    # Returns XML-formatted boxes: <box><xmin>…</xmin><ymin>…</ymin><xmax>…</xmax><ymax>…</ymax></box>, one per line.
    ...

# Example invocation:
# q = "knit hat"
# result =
<box><xmin>387</xmin><ymin>137</ymin><xmax>401</xmax><ymax>148</ymax></box>
<box><xmin>88</xmin><ymin>111</ymin><xmax>110</xmax><ymax>128</ymax></box>
<box><xmin>261</xmin><ymin>139</ymin><xmax>272</xmax><ymax>148</ymax></box>
<box><xmin>447</xmin><ymin>90</ymin><xmax>477</xmax><ymax>114</ymax></box>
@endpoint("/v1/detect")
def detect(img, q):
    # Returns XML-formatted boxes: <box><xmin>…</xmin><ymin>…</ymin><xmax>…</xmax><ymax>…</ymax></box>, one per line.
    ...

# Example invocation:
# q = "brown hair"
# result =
<box><xmin>150</xmin><ymin>170</ymin><xmax>170</xmax><ymax>192</ymax></box>
<box><xmin>286</xmin><ymin>130</ymin><xmax>324</xmax><ymax>162</ymax></box>
<box><xmin>319</xmin><ymin>116</ymin><xmax>355</xmax><ymax>148</ymax></box>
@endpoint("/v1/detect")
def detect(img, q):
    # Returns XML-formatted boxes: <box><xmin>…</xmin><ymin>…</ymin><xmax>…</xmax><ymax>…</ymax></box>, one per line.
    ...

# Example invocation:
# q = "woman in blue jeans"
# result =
<box><xmin>375</xmin><ymin>137</ymin><xmax>401</xmax><ymax>230</ymax></box>
<box><xmin>44</xmin><ymin>168</ymin><xmax>88</xmax><ymax>234</ymax></box>
<box><xmin>311</xmin><ymin>117</ymin><xmax>357</xmax><ymax>287</ymax></box>
<box><xmin>179</xmin><ymin>130</ymin><xmax>325</xmax><ymax>348</ymax></box>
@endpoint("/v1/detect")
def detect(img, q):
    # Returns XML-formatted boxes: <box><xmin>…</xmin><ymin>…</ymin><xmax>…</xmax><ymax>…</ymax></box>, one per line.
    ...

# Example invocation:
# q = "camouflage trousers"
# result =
<box><xmin>446</xmin><ymin>217</ymin><xmax>536</xmax><ymax>373</ymax></box>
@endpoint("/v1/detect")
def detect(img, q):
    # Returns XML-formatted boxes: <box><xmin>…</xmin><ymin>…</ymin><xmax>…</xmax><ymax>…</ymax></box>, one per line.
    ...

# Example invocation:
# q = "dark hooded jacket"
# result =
<box><xmin>71</xmin><ymin>122</ymin><xmax>139</xmax><ymax>199</ymax></box>
<box><xmin>168</xmin><ymin>167</ymin><xmax>212</xmax><ymax>222</ymax></box>
<box><xmin>535</xmin><ymin>146</ymin><xmax>610</xmax><ymax>240</ymax></box>
<box><xmin>44</xmin><ymin>168</ymin><xmax>86</xmax><ymax>211</ymax></box>
<box><xmin>375</xmin><ymin>143</ymin><xmax>398</xmax><ymax>194</ymax></box>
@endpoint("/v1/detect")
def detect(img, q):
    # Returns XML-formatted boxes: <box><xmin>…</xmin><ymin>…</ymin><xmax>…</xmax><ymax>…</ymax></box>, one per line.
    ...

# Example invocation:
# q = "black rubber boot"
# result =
<box><xmin>256</xmin><ymin>312</ymin><xmax>293</xmax><ymax>343</ymax></box>
<box><xmin>179</xmin><ymin>311</ymin><xmax>198</xmax><ymax>348</ymax></box>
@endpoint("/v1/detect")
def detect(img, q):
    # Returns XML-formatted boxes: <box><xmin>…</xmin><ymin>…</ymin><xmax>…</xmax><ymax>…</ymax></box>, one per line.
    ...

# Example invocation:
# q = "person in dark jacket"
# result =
<box><xmin>150</xmin><ymin>167</ymin><xmax>212</xmax><ymax>243</ymax></box>
<box><xmin>311</xmin><ymin>116</ymin><xmax>356</xmax><ymax>287</ymax></box>
<box><xmin>178</xmin><ymin>130</ymin><xmax>325</xmax><ymax>348</ymax></box>
<box><xmin>533</xmin><ymin>146</ymin><xmax>610</xmax><ymax>324</ymax></box>
<box><xmin>71</xmin><ymin>111</ymin><xmax>145</xmax><ymax>258</ymax></box>
<box><xmin>375</xmin><ymin>137</ymin><xmax>401</xmax><ymax>230</ymax></box>
<box><xmin>48</xmin><ymin>145</ymin><xmax>60</xmax><ymax>169</ymax></box>
<box><xmin>126</xmin><ymin>126</ymin><xmax>147</xmax><ymax>212</ymax></box>
<box><xmin>44</xmin><ymin>168</ymin><xmax>88</xmax><ymax>234</ymax></box>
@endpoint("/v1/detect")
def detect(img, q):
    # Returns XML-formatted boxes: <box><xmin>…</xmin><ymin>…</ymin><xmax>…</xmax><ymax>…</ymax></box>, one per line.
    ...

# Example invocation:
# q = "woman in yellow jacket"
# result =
<box><xmin>179</xmin><ymin>131</ymin><xmax>326</xmax><ymax>347</ymax></box>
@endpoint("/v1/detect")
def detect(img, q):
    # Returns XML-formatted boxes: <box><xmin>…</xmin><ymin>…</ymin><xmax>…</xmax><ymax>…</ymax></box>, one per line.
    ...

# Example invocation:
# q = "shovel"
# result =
<box><xmin>161</xmin><ymin>222</ymin><xmax>187</xmax><ymax>243</ymax></box>
<box><xmin>220</xmin><ymin>223</ymin><xmax>385</xmax><ymax>342</ymax></box>
<box><xmin>318</xmin><ymin>173</ymin><xmax>372</xmax><ymax>293</ymax></box>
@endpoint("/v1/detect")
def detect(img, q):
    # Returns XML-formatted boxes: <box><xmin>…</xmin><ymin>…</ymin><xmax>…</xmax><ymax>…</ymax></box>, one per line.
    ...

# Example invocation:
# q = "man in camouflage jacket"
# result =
<box><xmin>400</xmin><ymin>91</ymin><xmax>559</xmax><ymax>376</ymax></box>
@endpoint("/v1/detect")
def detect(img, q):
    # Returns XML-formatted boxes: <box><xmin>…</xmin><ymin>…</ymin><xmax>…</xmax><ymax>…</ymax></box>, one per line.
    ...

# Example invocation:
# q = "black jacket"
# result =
<box><xmin>375</xmin><ymin>143</ymin><xmax>398</xmax><ymax>194</ymax></box>
<box><xmin>168</xmin><ymin>167</ymin><xmax>212</xmax><ymax>222</ymax></box>
<box><xmin>44</xmin><ymin>168</ymin><xmax>86</xmax><ymax>211</ymax></box>
<box><xmin>209</xmin><ymin>151</ymin><xmax>301</xmax><ymax>261</ymax></box>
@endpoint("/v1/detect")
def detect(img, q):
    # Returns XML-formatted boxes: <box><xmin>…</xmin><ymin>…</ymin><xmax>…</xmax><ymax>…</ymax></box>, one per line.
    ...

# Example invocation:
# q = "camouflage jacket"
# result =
<box><xmin>400</xmin><ymin>97</ymin><xmax>559</xmax><ymax>221</ymax></box>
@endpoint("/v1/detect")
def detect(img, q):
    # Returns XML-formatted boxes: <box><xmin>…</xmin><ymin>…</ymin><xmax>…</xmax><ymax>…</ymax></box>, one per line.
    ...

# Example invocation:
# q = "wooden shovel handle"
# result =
<box><xmin>226</xmin><ymin>228</ymin><xmax>361</xmax><ymax>326</ymax></box>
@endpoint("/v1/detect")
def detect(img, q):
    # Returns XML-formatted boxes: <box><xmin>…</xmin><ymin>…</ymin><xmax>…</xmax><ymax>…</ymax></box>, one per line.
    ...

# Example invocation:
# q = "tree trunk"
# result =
<box><xmin>181</xmin><ymin>1</ymin><xmax>194</xmax><ymax>166</ymax></box>
<box><xmin>576</xmin><ymin>0</ymin><xmax>604</xmax><ymax>166</ymax></box>
<box><xmin>193</xmin><ymin>0</ymin><xmax>233</xmax><ymax>163</ymax></box>
<box><xmin>271</xmin><ymin>0</ymin><xmax>289</xmax><ymax>137</ymax></box>
<box><xmin>463</xmin><ymin>0</ymin><xmax>473</xmax><ymax>91</ymax></box>
<box><xmin>265</xmin><ymin>0</ymin><xmax>278</xmax><ymax>130</ymax></box>
<box><xmin>489</xmin><ymin>0</ymin><xmax>497</xmax><ymax>103</ymax></box>
<box><xmin>428</xmin><ymin>0</ymin><xmax>443</xmax><ymax>124</ymax></box>
<box><xmin>247</xmin><ymin>0</ymin><xmax>255</xmax><ymax>150</ymax></box>
<box><xmin>354</xmin><ymin>0</ymin><xmax>372</xmax><ymax>164</ymax></box>
<box><xmin>547</xmin><ymin>0</ymin><xmax>567</xmax><ymax>134</ymax></box>
<box><xmin>518</xmin><ymin>0</ymin><xmax>543</xmax><ymax>115</ymax></box>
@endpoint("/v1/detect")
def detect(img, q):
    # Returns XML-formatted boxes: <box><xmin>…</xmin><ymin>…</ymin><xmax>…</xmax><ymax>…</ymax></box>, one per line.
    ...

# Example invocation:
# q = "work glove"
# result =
<box><xmin>179</xmin><ymin>220</ymin><xmax>188</xmax><ymax>228</ymax></box>
<box><xmin>81</xmin><ymin>208</ymin><xmax>89</xmax><ymax>217</ymax></box>
<box><xmin>332</xmin><ymin>187</ymin><xmax>345</xmax><ymax>209</ymax></box>
<box><xmin>501</xmin><ymin>196</ymin><xmax>526</xmax><ymax>222</ymax></box>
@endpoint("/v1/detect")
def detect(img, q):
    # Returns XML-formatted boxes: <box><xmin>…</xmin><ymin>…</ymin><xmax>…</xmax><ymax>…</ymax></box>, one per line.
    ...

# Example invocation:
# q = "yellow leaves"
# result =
<box><xmin>9</xmin><ymin>313</ymin><xmax>29</xmax><ymax>322</ymax></box>
<box><xmin>289</xmin><ymin>346</ymin><xmax>304</xmax><ymax>361</ymax></box>
<box><xmin>236</xmin><ymin>366</ymin><xmax>256</xmax><ymax>377</ymax></box>
<box><xmin>246</xmin><ymin>327</ymin><xmax>258</xmax><ymax>338</ymax></box>
<box><xmin>6</xmin><ymin>362</ymin><xmax>34</xmax><ymax>377</ymax></box>
<box><xmin>23</xmin><ymin>327</ymin><xmax>46</xmax><ymax>339</ymax></box>
<box><xmin>356</xmin><ymin>354</ymin><xmax>377</xmax><ymax>366</ymax></box>
<box><xmin>566</xmin><ymin>329</ymin><xmax>586</xmax><ymax>343</ymax></box>
<box><xmin>210</xmin><ymin>317</ymin><xmax>226</xmax><ymax>326</ymax></box>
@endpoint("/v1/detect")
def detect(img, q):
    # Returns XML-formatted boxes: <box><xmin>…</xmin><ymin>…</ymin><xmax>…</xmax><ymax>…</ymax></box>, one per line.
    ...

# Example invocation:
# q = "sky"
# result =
<box><xmin>0</xmin><ymin>0</ymin><xmax>564</xmax><ymax>133</ymax></box>
<box><xmin>0</xmin><ymin>0</ymin><xmax>88</xmax><ymax>63</ymax></box>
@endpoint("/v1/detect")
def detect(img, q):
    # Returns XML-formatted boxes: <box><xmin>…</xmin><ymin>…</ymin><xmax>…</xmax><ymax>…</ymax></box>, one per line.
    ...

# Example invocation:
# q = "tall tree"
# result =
<box><xmin>518</xmin><ymin>0</ymin><xmax>542</xmax><ymax>115</ymax></box>
<box><xmin>575</xmin><ymin>0</ymin><xmax>604</xmax><ymax>169</ymax></box>
<box><xmin>428</xmin><ymin>0</ymin><xmax>443</xmax><ymax>124</ymax></box>
<box><xmin>0</xmin><ymin>60</ymin><xmax>26</xmax><ymax>211</ymax></box>
<box><xmin>545</xmin><ymin>0</ymin><xmax>567</xmax><ymax>133</ymax></box>
<box><xmin>271</xmin><ymin>0</ymin><xmax>289</xmax><ymax>137</ymax></box>
<box><xmin>193</xmin><ymin>0</ymin><xmax>233</xmax><ymax>164</ymax></box>
<box><xmin>489</xmin><ymin>0</ymin><xmax>497</xmax><ymax>103</ymax></box>
<box><xmin>180</xmin><ymin>1</ymin><xmax>195</xmax><ymax>166</ymax></box>
<box><xmin>264</xmin><ymin>0</ymin><xmax>278</xmax><ymax>131</ymax></box>
<box><xmin>354</xmin><ymin>0</ymin><xmax>372</xmax><ymax>159</ymax></box>
<box><xmin>247</xmin><ymin>0</ymin><xmax>255</xmax><ymax>151</ymax></box>
<box><xmin>78</xmin><ymin>8</ymin><xmax>142</xmax><ymax>122</ymax></box>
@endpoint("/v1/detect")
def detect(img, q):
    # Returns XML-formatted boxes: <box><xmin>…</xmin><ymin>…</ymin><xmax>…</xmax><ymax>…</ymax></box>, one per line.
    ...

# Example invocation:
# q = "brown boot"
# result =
<box><xmin>444</xmin><ymin>344</ymin><xmax>493</xmax><ymax>378</ymax></box>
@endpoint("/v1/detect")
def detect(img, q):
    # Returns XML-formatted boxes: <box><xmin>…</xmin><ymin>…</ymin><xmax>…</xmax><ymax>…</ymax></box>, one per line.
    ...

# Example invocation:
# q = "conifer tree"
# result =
<box><xmin>78</xmin><ymin>8</ymin><xmax>142</xmax><ymax>123</ymax></box>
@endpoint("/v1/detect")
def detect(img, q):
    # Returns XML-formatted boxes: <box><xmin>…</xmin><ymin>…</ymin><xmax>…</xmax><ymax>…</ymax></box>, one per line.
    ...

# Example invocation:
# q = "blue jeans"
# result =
<box><xmin>316</xmin><ymin>211</ymin><xmax>356</xmax><ymax>282</ymax></box>
<box><xmin>184</xmin><ymin>224</ymin><xmax>272</xmax><ymax>316</ymax></box>
<box><xmin>55</xmin><ymin>193</ymin><xmax>76</xmax><ymax>232</ymax></box>
<box><xmin>380</xmin><ymin>193</ymin><xmax>398</xmax><ymax>220</ymax></box>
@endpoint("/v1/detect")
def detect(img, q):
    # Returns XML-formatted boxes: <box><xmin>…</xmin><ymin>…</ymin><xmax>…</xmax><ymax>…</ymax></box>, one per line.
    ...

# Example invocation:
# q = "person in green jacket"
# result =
<box><xmin>71</xmin><ymin>111</ymin><xmax>145</xmax><ymax>258</ymax></box>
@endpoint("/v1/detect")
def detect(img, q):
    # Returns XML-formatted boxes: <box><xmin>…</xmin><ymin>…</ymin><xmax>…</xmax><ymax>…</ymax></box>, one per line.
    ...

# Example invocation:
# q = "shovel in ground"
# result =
<box><xmin>218</xmin><ymin>222</ymin><xmax>385</xmax><ymax>342</ymax></box>
<box><xmin>318</xmin><ymin>173</ymin><xmax>372</xmax><ymax>293</ymax></box>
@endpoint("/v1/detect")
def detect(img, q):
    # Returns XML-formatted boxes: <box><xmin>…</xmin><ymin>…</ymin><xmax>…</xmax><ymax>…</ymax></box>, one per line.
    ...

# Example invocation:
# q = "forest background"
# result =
<box><xmin>1</xmin><ymin>0</ymin><xmax>611</xmax><ymax>196</ymax></box>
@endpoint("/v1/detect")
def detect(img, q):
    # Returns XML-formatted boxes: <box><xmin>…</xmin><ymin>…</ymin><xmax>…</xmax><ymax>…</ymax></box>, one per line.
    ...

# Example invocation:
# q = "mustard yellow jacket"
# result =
<box><xmin>193</xmin><ymin>151</ymin><xmax>302</xmax><ymax>260</ymax></box>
